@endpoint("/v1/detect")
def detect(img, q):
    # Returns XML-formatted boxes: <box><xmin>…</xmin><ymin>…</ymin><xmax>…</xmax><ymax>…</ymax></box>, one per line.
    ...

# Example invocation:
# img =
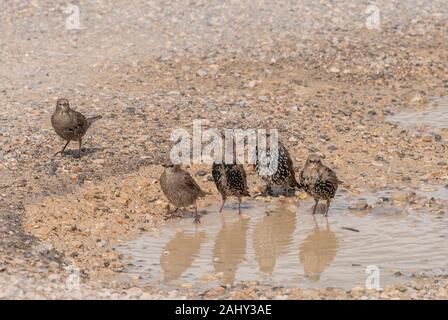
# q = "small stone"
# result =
<box><xmin>297</xmin><ymin>192</ymin><xmax>308</xmax><ymax>200</ymax></box>
<box><xmin>126</xmin><ymin>287</ymin><xmax>143</xmax><ymax>298</ymax></box>
<box><xmin>196</xmin><ymin>69</ymin><xmax>208</xmax><ymax>77</ymax></box>
<box><xmin>329</xmin><ymin>67</ymin><xmax>340</xmax><ymax>73</ymax></box>
<box><xmin>350</xmin><ymin>200</ymin><xmax>370</xmax><ymax>211</ymax></box>
<box><xmin>411</xmin><ymin>95</ymin><xmax>422</xmax><ymax>103</ymax></box>
<box><xmin>246</xmin><ymin>80</ymin><xmax>257</xmax><ymax>88</ymax></box>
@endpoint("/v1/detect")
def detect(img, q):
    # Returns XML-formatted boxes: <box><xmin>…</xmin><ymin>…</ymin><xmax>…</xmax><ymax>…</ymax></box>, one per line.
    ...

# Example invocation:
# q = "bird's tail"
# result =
<box><xmin>87</xmin><ymin>115</ymin><xmax>103</xmax><ymax>126</ymax></box>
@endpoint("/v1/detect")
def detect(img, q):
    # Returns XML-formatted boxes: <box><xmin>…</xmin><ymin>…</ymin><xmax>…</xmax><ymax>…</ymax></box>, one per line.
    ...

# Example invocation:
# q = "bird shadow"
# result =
<box><xmin>56</xmin><ymin>147</ymin><xmax>104</xmax><ymax>158</ymax></box>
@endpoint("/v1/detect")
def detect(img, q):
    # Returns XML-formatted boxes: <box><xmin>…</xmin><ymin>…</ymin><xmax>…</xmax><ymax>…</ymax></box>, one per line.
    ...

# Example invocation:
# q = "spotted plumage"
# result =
<box><xmin>212</xmin><ymin>162</ymin><xmax>250</xmax><ymax>214</ymax></box>
<box><xmin>254</xmin><ymin>140</ymin><xmax>300</xmax><ymax>196</ymax></box>
<box><xmin>51</xmin><ymin>98</ymin><xmax>102</xmax><ymax>158</ymax></box>
<box><xmin>159</xmin><ymin>164</ymin><xmax>209</xmax><ymax>223</ymax></box>
<box><xmin>299</xmin><ymin>154</ymin><xmax>342</xmax><ymax>216</ymax></box>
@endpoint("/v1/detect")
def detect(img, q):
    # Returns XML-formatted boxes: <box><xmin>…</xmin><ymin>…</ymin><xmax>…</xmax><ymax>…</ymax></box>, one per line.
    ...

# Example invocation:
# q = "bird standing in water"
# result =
<box><xmin>254</xmin><ymin>139</ymin><xmax>301</xmax><ymax>196</ymax></box>
<box><xmin>159</xmin><ymin>163</ymin><xmax>209</xmax><ymax>224</ymax></box>
<box><xmin>212</xmin><ymin>161</ymin><xmax>250</xmax><ymax>215</ymax></box>
<box><xmin>299</xmin><ymin>154</ymin><xmax>342</xmax><ymax>216</ymax></box>
<box><xmin>51</xmin><ymin>98</ymin><xmax>102</xmax><ymax>158</ymax></box>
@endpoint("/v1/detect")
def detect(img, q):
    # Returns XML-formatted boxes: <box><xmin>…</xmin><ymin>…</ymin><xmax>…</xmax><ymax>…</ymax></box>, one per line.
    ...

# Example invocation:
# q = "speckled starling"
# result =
<box><xmin>254</xmin><ymin>140</ymin><xmax>300</xmax><ymax>196</ymax></box>
<box><xmin>212</xmin><ymin>161</ymin><xmax>250</xmax><ymax>215</ymax></box>
<box><xmin>159</xmin><ymin>163</ymin><xmax>209</xmax><ymax>224</ymax></box>
<box><xmin>299</xmin><ymin>154</ymin><xmax>342</xmax><ymax>216</ymax></box>
<box><xmin>51</xmin><ymin>98</ymin><xmax>102</xmax><ymax>158</ymax></box>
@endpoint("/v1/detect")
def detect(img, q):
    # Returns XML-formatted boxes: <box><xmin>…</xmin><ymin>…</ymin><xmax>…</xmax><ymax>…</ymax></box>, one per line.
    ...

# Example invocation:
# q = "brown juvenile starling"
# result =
<box><xmin>51</xmin><ymin>98</ymin><xmax>102</xmax><ymax>158</ymax></box>
<box><xmin>159</xmin><ymin>163</ymin><xmax>209</xmax><ymax>224</ymax></box>
<box><xmin>299</xmin><ymin>154</ymin><xmax>342</xmax><ymax>216</ymax></box>
<box><xmin>254</xmin><ymin>140</ymin><xmax>301</xmax><ymax>196</ymax></box>
<box><xmin>212</xmin><ymin>161</ymin><xmax>250</xmax><ymax>215</ymax></box>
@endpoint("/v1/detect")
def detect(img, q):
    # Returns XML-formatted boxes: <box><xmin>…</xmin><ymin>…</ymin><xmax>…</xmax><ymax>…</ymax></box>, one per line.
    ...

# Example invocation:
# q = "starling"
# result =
<box><xmin>299</xmin><ymin>154</ymin><xmax>342</xmax><ymax>216</ymax></box>
<box><xmin>212</xmin><ymin>161</ymin><xmax>250</xmax><ymax>214</ymax></box>
<box><xmin>51</xmin><ymin>98</ymin><xmax>102</xmax><ymax>158</ymax></box>
<box><xmin>159</xmin><ymin>163</ymin><xmax>209</xmax><ymax>224</ymax></box>
<box><xmin>254</xmin><ymin>140</ymin><xmax>300</xmax><ymax>196</ymax></box>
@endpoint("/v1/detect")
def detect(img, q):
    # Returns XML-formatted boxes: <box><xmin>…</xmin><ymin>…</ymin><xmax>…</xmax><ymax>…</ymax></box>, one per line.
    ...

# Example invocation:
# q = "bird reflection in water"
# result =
<box><xmin>253</xmin><ymin>207</ymin><xmax>296</xmax><ymax>275</ymax></box>
<box><xmin>299</xmin><ymin>213</ymin><xmax>338</xmax><ymax>282</ymax></box>
<box><xmin>213</xmin><ymin>216</ymin><xmax>250</xmax><ymax>285</ymax></box>
<box><xmin>160</xmin><ymin>229</ymin><xmax>206</xmax><ymax>283</ymax></box>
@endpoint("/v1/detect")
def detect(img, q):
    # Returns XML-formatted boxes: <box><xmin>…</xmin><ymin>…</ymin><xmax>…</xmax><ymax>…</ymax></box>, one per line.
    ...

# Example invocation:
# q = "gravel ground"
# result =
<box><xmin>1</xmin><ymin>0</ymin><xmax>447</xmax><ymax>299</ymax></box>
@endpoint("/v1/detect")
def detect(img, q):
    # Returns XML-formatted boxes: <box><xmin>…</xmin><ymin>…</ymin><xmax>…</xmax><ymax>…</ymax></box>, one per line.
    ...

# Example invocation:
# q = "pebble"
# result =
<box><xmin>350</xmin><ymin>200</ymin><xmax>371</xmax><ymax>211</ymax></box>
<box><xmin>391</xmin><ymin>191</ymin><xmax>415</xmax><ymax>202</ymax></box>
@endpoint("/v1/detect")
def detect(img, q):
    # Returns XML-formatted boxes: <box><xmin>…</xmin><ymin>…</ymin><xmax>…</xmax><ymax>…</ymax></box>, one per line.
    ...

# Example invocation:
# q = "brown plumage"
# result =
<box><xmin>51</xmin><ymin>98</ymin><xmax>102</xmax><ymax>158</ymax></box>
<box><xmin>159</xmin><ymin>164</ymin><xmax>209</xmax><ymax>224</ymax></box>
<box><xmin>212</xmin><ymin>162</ymin><xmax>250</xmax><ymax>214</ymax></box>
<box><xmin>299</xmin><ymin>154</ymin><xmax>342</xmax><ymax>216</ymax></box>
<box><xmin>255</xmin><ymin>140</ymin><xmax>300</xmax><ymax>196</ymax></box>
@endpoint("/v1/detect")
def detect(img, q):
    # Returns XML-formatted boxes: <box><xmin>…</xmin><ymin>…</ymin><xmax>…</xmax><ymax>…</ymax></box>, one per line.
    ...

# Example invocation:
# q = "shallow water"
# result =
<box><xmin>417</xmin><ymin>185</ymin><xmax>448</xmax><ymax>201</ymax></box>
<box><xmin>387</xmin><ymin>96</ymin><xmax>448</xmax><ymax>129</ymax></box>
<box><xmin>117</xmin><ymin>191</ymin><xmax>448</xmax><ymax>290</ymax></box>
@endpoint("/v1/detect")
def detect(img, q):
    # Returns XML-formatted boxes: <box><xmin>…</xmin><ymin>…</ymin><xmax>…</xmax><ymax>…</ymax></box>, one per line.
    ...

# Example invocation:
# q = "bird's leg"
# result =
<box><xmin>164</xmin><ymin>207</ymin><xmax>180</xmax><ymax>220</ymax></box>
<box><xmin>78</xmin><ymin>138</ymin><xmax>83</xmax><ymax>158</ymax></box>
<box><xmin>325</xmin><ymin>200</ymin><xmax>331</xmax><ymax>217</ymax></box>
<box><xmin>264</xmin><ymin>186</ymin><xmax>273</xmax><ymax>197</ymax></box>
<box><xmin>193</xmin><ymin>203</ymin><xmax>201</xmax><ymax>224</ymax></box>
<box><xmin>219</xmin><ymin>197</ymin><xmax>226</xmax><ymax>213</ymax></box>
<box><xmin>53</xmin><ymin>140</ymin><xmax>70</xmax><ymax>158</ymax></box>
<box><xmin>312</xmin><ymin>198</ymin><xmax>319</xmax><ymax>215</ymax></box>
<box><xmin>238</xmin><ymin>197</ymin><xmax>242</xmax><ymax>215</ymax></box>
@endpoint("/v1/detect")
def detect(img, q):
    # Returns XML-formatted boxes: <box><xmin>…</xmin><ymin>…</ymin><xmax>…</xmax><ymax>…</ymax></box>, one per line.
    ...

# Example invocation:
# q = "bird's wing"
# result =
<box><xmin>284</xmin><ymin>147</ymin><xmax>300</xmax><ymax>187</ymax></box>
<box><xmin>278</xmin><ymin>142</ymin><xmax>300</xmax><ymax>187</ymax></box>
<box><xmin>235</xmin><ymin>164</ymin><xmax>247</xmax><ymax>180</ymax></box>
<box><xmin>234</xmin><ymin>164</ymin><xmax>250</xmax><ymax>194</ymax></box>
<box><xmin>182</xmin><ymin>172</ymin><xmax>204</xmax><ymax>193</ymax></box>
<box><xmin>65</xmin><ymin>111</ymin><xmax>87</xmax><ymax>136</ymax></box>
<box><xmin>322</xmin><ymin>166</ymin><xmax>340</xmax><ymax>185</ymax></box>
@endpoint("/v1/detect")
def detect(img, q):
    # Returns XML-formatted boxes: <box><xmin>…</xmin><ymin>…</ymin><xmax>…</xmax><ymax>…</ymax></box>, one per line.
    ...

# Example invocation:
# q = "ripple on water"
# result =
<box><xmin>117</xmin><ymin>193</ymin><xmax>448</xmax><ymax>291</ymax></box>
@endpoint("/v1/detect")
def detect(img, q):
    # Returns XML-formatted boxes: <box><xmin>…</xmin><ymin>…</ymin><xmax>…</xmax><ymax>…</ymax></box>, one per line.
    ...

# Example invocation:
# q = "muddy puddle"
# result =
<box><xmin>416</xmin><ymin>185</ymin><xmax>448</xmax><ymax>201</ymax></box>
<box><xmin>117</xmin><ymin>190</ymin><xmax>448</xmax><ymax>291</ymax></box>
<box><xmin>387</xmin><ymin>96</ymin><xmax>448</xmax><ymax>130</ymax></box>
